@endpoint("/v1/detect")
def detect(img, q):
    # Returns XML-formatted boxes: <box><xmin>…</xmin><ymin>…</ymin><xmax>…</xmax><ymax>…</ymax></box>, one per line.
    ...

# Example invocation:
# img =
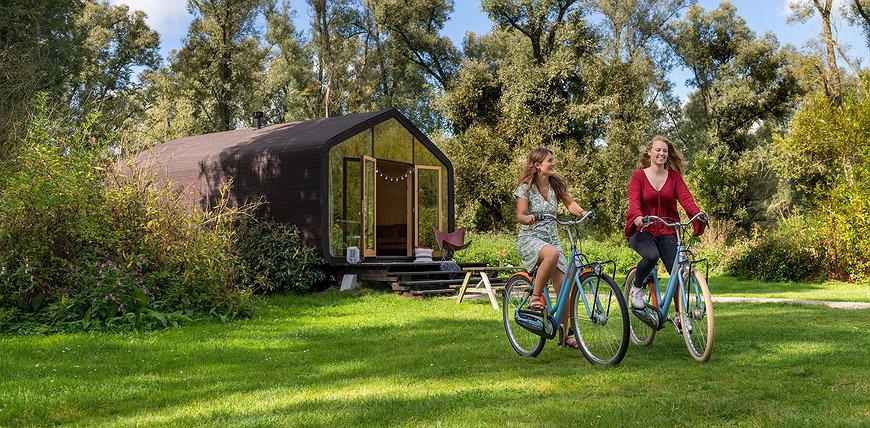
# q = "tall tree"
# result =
<box><xmin>308</xmin><ymin>0</ymin><xmax>361</xmax><ymax>117</ymax></box>
<box><xmin>584</xmin><ymin>0</ymin><xmax>694</xmax><ymax>231</ymax></box>
<box><xmin>440</xmin><ymin>0</ymin><xmax>602</xmax><ymax>230</ymax></box>
<box><xmin>175</xmin><ymin>0</ymin><xmax>267</xmax><ymax>132</ymax></box>
<box><xmin>372</xmin><ymin>0</ymin><xmax>460</xmax><ymax>91</ymax></box>
<box><xmin>0</xmin><ymin>0</ymin><xmax>83</xmax><ymax>151</ymax></box>
<box><xmin>666</xmin><ymin>3</ymin><xmax>801</xmax><ymax>227</ymax></box>
<box><xmin>70</xmin><ymin>1</ymin><xmax>160</xmax><ymax>136</ymax></box>
<box><xmin>262</xmin><ymin>1</ymin><xmax>320</xmax><ymax>123</ymax></box>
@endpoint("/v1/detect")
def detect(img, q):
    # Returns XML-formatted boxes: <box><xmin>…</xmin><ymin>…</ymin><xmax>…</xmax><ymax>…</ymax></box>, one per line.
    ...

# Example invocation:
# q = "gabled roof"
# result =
<box><xmin>145</xmin><ymin>110</ymin><xmax>387</xmax><ymax>161</ymax></box>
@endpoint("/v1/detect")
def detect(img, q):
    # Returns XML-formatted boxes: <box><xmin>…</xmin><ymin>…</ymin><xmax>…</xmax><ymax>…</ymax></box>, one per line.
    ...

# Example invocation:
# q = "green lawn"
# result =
<box><xmin>1</xmin><ymin>286</ymin><xmax>868</xmax><ymax>427</ymax></box>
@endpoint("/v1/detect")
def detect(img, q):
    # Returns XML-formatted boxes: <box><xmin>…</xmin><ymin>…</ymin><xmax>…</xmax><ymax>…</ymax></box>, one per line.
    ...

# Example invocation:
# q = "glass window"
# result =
<box><xmin>328</xmin><ymin>129</ymin><xmax>372</xmax><ymax>257</ymax></box>
<box><xmin>373</xmin><ymin>119</ymin><xmax>412</xmax><ymax>163</ymax></box>
<box><xmin>414</xmin><ymin>138</ymin><xmax>449</xmax><ymax>249</ymax></box>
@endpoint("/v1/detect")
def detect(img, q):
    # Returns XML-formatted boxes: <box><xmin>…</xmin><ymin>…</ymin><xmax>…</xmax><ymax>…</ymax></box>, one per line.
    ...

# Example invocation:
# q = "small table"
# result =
<box><xmin>457</xmin><ymin>266</ymin><xmax>526</xmax><ymax>311</ymax></box>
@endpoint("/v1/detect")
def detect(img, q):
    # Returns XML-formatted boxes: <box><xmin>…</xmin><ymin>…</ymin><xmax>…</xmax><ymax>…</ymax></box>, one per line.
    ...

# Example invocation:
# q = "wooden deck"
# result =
<box><xmin>327</xmin><ymin>260</ymin><xmax>514</xmax><ymax>298</ymax></box>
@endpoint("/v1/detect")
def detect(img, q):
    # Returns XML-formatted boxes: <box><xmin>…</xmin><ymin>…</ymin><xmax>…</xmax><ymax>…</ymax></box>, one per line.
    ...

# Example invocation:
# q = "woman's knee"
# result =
<box><xmin>640</xmin><ymin>252</ymin><xmax>659</xmax><ymax>265</ymax></box>
<box><xmin>539</xmin><ymin>245</ymin><xmax>559</xmax><ymax>261</ymax></box>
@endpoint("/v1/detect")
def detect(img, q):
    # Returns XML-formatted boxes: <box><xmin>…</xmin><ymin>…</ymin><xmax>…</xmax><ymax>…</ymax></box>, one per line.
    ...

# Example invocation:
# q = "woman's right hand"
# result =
<box><xmin>633</xmin><ymin>216</ymin><xmax>644</xmax><ymax>227</ymax></box>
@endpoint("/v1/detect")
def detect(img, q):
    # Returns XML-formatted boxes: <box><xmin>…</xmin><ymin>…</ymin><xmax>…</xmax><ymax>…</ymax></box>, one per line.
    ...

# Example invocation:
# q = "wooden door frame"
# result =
<box><xmin>414</xmin><ymin>165</ymin><xmax>443</xmax><ymax>254</ymax></box>
<box><xmin>361</xmin><ymin>155</ymin><xmax>377</xmax><ymax>257</ymax></box>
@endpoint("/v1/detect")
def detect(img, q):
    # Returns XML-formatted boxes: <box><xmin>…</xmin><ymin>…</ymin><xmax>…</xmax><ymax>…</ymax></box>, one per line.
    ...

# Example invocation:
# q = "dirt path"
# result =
<box><xmin>713</xmin><ymin>296</ymin><xmax>870</xmax><ymax>309</ymax></box>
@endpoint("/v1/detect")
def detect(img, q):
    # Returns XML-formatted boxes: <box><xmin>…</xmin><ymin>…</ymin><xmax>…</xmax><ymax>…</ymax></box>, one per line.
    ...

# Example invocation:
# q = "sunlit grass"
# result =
<box><xmin>0</xmin><ymin>289</ymin><xmax>868</xmax><ymax>427</ymax></box>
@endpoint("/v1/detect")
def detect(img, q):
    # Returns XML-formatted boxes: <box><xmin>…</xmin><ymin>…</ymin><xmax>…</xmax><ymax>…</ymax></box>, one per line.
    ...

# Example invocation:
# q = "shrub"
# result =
<box><xmin>234</xmin><ymin>217</ymin><xmax>325</xmax><ymax>294</ymax></box>
<box><xmin>727</xmin><ymin>217</ymin><xmax>825</xmax><ymax>282</ymax></box>
<box><xmin>0</xmin><ymin>97</ymin><xmax>258</xmax><ymax>332</ymax></box>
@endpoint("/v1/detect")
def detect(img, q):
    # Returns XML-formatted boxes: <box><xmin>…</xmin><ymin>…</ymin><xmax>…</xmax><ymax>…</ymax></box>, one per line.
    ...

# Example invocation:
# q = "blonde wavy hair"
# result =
<box><xmin>637</xmin><ymin>135</ymin><xmax>685</xmax><ymax>174</ymax></box>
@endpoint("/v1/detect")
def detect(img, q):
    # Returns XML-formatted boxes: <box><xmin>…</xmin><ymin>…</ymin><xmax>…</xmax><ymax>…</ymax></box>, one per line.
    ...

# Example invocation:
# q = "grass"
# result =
<box><xmin>1</xmin><ymin>284</ymin><xmax>869</xmax><ymax>427</ymax></box>
<box><xmin>711</xmin><ymin>276</ymin><xmax>870</xmax><ymax>303</ymax></box>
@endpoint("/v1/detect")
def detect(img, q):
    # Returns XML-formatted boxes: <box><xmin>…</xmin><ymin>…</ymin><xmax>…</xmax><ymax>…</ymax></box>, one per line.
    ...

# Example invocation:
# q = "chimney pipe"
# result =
<box><xmin>253</xmin><ymin>111</ymin><xmax>264</xmax><ymax>129</ymax></box>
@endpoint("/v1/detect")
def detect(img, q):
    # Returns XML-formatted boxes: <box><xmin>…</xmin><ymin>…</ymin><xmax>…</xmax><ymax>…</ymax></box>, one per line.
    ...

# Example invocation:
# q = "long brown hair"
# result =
<box><xmin>637</xmin><ymin>135</ymin><xmax>685</xmax><ymax>174</ymax></box>
<box><xmin>517</xmin><ymin>147</ymin><xmax>568</xmax><ymax>202</ymax></box>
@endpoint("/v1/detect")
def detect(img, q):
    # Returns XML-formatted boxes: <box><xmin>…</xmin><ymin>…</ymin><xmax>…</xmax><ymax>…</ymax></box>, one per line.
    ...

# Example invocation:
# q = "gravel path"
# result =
<box><xmin>713</xmin><ymin>296</ymin><xmax>870</xmax><ymax>309</ymax></box>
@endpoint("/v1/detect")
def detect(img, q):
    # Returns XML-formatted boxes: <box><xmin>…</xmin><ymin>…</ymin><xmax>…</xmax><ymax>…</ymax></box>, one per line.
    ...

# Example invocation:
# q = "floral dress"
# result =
<box><xmin>514</xmin><ymin>182</ymin><xmax>567</xmax><ymax>274</ymax></box>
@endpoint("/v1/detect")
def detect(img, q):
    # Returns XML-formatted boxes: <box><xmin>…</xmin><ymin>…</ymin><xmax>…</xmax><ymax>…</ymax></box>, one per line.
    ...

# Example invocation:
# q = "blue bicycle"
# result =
<box><xmin>623</xmin><ymin>212</ymin><xmax>714</xmax><ymax>362</ymax></box>
<box><xmin>502</xmin><ymin>212</ymin><xmax>630</xmax><ymax>365</ymax></box>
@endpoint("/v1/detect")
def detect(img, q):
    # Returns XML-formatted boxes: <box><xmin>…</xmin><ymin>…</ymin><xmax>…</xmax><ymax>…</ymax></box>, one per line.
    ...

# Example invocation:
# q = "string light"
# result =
<box><xmin>376</xmin><ymin>169</ymin><xmax>411</xmax><ymax>182</ymax></box>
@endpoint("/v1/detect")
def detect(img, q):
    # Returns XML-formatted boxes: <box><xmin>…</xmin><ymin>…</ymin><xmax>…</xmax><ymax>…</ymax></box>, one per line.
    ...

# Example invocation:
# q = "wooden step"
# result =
<box><xmin>396</xmin><ymin>278</ymin><xmax>468</xmax><ymax>287</ymax></box>
<box><xmin>408</xmin><ymin>288</ymin><xmax>455</xmax><ymax>296</ymax></box>
<box><xmin>390</xmin><ymin>270</ymin><xmax>462</xmax><ymax>276</ymax></box>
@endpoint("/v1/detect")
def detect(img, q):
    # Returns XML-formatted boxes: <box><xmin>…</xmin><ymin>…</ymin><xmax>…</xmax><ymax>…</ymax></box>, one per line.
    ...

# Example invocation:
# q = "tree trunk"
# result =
<box><xmin>814</xmin><ymin>0</ymin><xmax>841</xmax><ymax>98</ymax></box>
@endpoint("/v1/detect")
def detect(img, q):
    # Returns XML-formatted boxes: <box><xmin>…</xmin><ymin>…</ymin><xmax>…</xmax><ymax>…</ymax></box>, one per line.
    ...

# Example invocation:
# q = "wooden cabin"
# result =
<box><xmin>137</xmin><ymin>109</ymin><xmax>456</xmax><ymax>269</ymax></box>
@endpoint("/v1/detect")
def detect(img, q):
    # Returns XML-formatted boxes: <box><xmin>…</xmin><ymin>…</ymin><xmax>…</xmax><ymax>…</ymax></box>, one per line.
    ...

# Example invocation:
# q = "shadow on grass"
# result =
<box><xmin>1</xmin><ymin>290</ymin><xmax>868</xmax><ymax>426</ymax></box>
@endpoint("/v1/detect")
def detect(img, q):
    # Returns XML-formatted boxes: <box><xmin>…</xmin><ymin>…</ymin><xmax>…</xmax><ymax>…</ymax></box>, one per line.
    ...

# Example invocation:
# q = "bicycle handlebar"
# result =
<box><xmin>538</xmin><ymin>210</ymin><xmax>595</xmax><ymax>225</ymax></box>
<box><xmin>642</xmin><ymin>211</ymin><xmax>708</xmax><ymax>229</ymax></box>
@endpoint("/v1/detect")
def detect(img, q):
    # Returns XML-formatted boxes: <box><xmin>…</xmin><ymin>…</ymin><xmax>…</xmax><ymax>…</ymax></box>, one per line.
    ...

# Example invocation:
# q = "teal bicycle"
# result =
<box><xmin>623</xmin><ymin>212</ymin><xmax>714</xmax><ymax>362</ymax></box>
<box><xmin>502</xmin><ymin>212</ymin><xmax>630</xmax><ymax>365</ymax></box>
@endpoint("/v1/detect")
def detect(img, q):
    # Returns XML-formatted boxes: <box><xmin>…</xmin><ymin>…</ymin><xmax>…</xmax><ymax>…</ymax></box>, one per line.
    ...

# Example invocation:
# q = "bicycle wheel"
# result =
<box><xmin>679</xmin><ymin>267</ymin><xmax>715</xmax><ymax>362</ymax></box>
<box><xmin>503</xmin><ymin>274</ymin><xmax>546</xmax><ymax>357</ymax></box>
<box><xmin>623</xmin><ymin>268</ymin><xmax>656</xmax><ymax>346</ymax></box>
<box><xmin>571</xmin><ymin>271</ymin><xmax>630</xmax><ymax>365</ymax></box>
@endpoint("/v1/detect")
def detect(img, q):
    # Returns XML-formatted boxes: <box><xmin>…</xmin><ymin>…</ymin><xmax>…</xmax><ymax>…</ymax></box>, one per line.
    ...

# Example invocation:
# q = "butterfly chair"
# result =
<box><xmin>432</xmin><ymin>227</ymin><xmax>472</xmax><ymax>261</ymax></box>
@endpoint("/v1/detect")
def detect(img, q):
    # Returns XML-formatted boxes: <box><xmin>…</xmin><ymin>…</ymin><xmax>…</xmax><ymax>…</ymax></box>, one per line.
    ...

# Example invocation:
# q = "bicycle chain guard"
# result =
<box><xmin>631</xmin><ymin>303</ymin><xmax>663</xmax><ymax>330</ymax></box>
<box><xmin>516</xmin><ymin>310</ymin><xmax>559</xmax><ymax>339</ymax></box>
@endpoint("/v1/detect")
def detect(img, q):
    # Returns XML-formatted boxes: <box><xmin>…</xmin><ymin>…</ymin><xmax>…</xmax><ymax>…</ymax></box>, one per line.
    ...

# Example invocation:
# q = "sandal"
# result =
<box><xmin>558</xmin><ymin>325</ymin><xmax>581</xmax><ymax>350</ymax></box>
<box><xmin>528</xmin><ymin>293</ymin><xmax>545</xmax><ymax>311</ymax></box>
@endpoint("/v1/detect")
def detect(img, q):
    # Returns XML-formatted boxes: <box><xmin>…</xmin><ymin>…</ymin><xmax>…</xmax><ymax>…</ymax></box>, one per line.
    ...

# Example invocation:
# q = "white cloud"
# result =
<box><xmin>109</xmin><ymin>0</ymin><xmax>191</xmax><ymax>33</ymax></box>
<box><xmin>109</xmin><ymin>0</ymin><xmax>193</xmax><ymax>55</ymax></box>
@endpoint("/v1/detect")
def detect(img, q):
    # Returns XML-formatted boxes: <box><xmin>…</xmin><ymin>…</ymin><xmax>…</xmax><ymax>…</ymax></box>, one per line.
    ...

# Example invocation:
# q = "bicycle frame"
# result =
<box><xmin>515</xmin><ymin>212</ymin><xmax>617</xmax><ymax>331</ymax></box>
<box><xmin>635</xmin><ymin>214</ymin><xmax>709</xmax><ymax>329</ymax></box>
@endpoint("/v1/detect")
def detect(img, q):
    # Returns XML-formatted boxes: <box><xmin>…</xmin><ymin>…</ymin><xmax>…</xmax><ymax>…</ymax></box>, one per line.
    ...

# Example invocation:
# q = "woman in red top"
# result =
<box><xmin>625</xmin><ymin>136</ymin><xmax>705</xmax><ymax>319</ymax></box>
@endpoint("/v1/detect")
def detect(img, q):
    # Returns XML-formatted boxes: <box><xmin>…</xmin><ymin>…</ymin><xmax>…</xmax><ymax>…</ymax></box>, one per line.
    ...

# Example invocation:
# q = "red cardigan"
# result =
<box><xmin>624</xmin><ymin>169</ymin><xmax>705</xmax><ymax>238</ymax></box>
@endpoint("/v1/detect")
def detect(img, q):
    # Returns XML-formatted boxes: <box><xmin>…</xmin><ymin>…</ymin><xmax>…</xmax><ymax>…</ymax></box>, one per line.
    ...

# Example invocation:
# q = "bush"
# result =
<box><xmin>0</xmin><ymin>97</ymin><xmax>258</xmax><ymax>332</ymax></box>
<box><xmin>234</xmin><ymin>217</ymin><xmax>325</xmax><ymax>294</ymax></box>
<box><xmin>727</xmin><ymin>217</ymin><xmax>825</xmax><ymax>282</ymax></box>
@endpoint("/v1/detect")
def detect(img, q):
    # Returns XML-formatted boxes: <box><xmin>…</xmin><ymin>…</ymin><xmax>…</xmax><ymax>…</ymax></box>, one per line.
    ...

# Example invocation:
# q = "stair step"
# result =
<box><xmin>408</xmin><ymin>288</ymin><xmax>455</xmax><ymax>296</ymax></box>
<box><xmin>390</xmin><ymin>270</ymin><xmax>463</xmax><ymax>276</ymax></box>
<box><xmin>397</xmin><ymin>278</ymin><xmax>468</xmax><ymax>287</ymax></box>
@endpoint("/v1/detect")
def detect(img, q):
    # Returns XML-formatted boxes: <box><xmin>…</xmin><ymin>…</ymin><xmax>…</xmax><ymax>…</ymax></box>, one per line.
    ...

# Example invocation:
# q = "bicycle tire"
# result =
<box><xmin>571</xmin><ymin>271</ymin><xmax>630</xmax><ymax>365</ymax></box>
<box><xmin>623</xmin><ymin>268</ymin><xmax>656</xmax><ymax>346</ymax></box>
<box><xmin>503</xmin><ymin>274</ymin><xmax>546</xmax><ymax>357</ymax></box>
<box><xmin>679</xmin><ymin>267</ymin><xmax>715</xmax><ymax>362</ymax></box>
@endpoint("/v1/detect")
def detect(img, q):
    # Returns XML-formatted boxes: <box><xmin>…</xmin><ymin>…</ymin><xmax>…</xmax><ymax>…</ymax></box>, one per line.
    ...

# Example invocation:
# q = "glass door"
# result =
<box><xmin>361</xmin><ymin>156</ymin><xmax>377</xmax><ymax>257</ymax></box>
<box><xmin>415</xmin><ymin>165</ymin><xmax>442</xmax><ymax>255</ymax></box>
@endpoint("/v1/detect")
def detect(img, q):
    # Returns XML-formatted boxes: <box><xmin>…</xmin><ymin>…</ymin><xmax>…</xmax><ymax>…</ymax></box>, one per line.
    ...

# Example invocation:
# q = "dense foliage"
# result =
<box><xmin>235</xmin><ymin>218</ymin><xmax>326</xmax><ymax>294</ymax></box>
<box><xmin>0</xmin><ymin>101</ymin><xmax>262</xmax><ymax>332</ymax></box>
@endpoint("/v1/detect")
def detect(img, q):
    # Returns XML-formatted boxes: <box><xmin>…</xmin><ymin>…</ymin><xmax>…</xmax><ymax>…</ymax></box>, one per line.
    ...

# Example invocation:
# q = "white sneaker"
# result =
<box><xmin>629</xmin><ymin>286</ymin><xmax>645</xmax><ymax>309</ymax></box>
<box><xmin>672</xmin><ymin>317</ymin><xmax>693</xmax><ymax>334</ymax></box>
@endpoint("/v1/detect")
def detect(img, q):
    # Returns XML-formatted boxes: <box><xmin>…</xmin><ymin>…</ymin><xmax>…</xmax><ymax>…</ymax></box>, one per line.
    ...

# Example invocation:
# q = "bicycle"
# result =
<box><xmin>622</xmin><ymin>212</ymin><xmax>714</xmax><ymax>362</ymax></box>
<box><xmin>502</xmin><ymin>212</ymin><xmax>630</xmax><ymax>365</ymax></box>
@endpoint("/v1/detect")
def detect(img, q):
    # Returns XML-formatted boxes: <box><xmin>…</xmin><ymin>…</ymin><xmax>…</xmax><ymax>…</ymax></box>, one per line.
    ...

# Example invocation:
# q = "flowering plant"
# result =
<box><xmin>58</xmin><ymin>256</ymin><xmax>158</xmax><ymax>325</ymax></box>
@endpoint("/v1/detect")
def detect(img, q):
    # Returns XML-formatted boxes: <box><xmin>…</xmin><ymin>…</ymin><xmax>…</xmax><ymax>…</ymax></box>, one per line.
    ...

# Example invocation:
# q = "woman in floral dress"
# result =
<box><xmin>514</xmin><ymin>148</ymin><xmax>587</xmax><ymax>348</ymax></box>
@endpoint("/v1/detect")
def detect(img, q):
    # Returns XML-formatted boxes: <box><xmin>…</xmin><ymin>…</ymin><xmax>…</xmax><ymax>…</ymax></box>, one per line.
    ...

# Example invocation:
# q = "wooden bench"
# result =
<box><xmin>456</xmin><ymin>266</ymin><xmax>526</xmax><ymax>311</ymax></box>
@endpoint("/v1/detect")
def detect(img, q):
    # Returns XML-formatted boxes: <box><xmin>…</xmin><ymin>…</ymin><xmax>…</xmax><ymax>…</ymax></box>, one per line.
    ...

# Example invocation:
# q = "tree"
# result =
<box><xmin>790</xmin><ymin>0</ymin><xmax>866</xmax><ymax>98</ymax></box>
<box><xmin>262</xmin><ymin>1</ymin><xmax>320</xmax><ymax>123</ymax></box>
<box><xmin>439</xmin><ymin>0</ymin><xmax>603</xmax><ymax>230</ymax></box>
<box><xmin>70</xmin><ymin>1</ymin><xmax>160</xmax><ymax>136</ymax></box>
<box><xmin>174</xmin><ymin>0</ymin><xmax>268</xmax><ymax>132</ymax></box>
<box><xmin>773</xmin><ymin>77</ymin><xmax>870</xmax><ymax>280</ymax></box>
<box><xmin>666</xmin><ymin>3</ymin><xmax>801</xmax><ymax>228</ymax></box>
<box><xmin>583</xmin><ymin>0</ymin><xmax>694</xmax><ymax>232</ymax></box>
<box><xmin>0</xmin><ymin>1</ymin><xmax>83</xmax><ymax>152</ymax></box>
<box><xmin>372</xmin><ymin>0</ymin><xmax>460</xmax><ymax>91</ymax></box>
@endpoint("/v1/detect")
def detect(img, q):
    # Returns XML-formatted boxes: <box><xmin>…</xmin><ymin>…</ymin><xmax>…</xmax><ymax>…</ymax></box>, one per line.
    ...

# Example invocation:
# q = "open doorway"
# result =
<box><xmin>375</xmin><ymin>160</ymin><xmax>412</xmax><ymax>256</ymax></box>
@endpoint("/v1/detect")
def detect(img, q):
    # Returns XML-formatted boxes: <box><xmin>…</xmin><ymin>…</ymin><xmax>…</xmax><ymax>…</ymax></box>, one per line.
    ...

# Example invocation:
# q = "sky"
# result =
<box><xmin>113</xmin><ymin>0</ymin><xmax>869</xmax><ymax>100</ymax></box>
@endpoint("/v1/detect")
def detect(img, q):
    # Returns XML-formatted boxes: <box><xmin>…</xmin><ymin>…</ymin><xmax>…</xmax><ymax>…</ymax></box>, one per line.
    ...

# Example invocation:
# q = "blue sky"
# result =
<box><xmin>114</xmin><ymin>0</ymin><xmax>868</xmax><ymax>100</ymax></box>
